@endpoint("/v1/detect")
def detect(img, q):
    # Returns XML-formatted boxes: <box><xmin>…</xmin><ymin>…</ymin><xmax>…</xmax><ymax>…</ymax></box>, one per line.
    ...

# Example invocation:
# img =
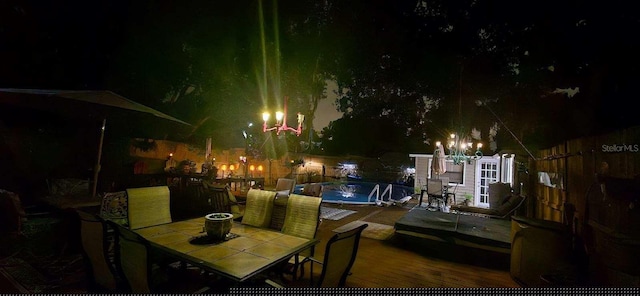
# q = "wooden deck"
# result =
<box><xmin>0</xmin><ymin>198</ymin><xmax>519</xmax><ymax>292</ymax></box>
<box><xmin>394</xmin><ymin>207</ymin><xmax>512</xmax><ymax>255</ymax></box>
<box><xmin>301</xmin><ymin>199</ymin><xmax>519</xmax><ymax>288</ymax></box>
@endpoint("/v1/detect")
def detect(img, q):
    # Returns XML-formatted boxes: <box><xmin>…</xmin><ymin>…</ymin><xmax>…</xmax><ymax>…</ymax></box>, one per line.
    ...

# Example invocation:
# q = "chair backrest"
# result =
<box><xmin>275</xmin><ymin>178</ymin><xmax>296</xmax><ymax>194</ymax></box>
<box><xmin>494</xmin><ymin>194</ymin><xmax>526</xmax><ymax>218</ymax></box>
<box><xmin>77</xmin><ymin>210</ymin><xmax>119</xmax><ymax>292</ymax></box>
<box><xmin>317</xmin><ymin>223</ymin><xmax>368</xmax><ymax>287</ymax></box>
<box><xmin>488</xmin><ymin>182</ymin><xmax>512</xmax><ymax>209</ymax></box>
<box><xmin>281</xmin><ymin>194</ymin><xmax>322</xmax><ymax>239</ymax></box>
<box><xmin>205</xmin><ymin>184</ymin><xmax>242</xmax><ymax>218</ymax></box>
<box><xmin>126</xmin><ymin>186</ymin><xmax>172</xmax><ymax>230</ymax></box>
<box><xmin>270</xmin><ymin>195</ymin><xmax>289</xmax><ymax>231</ymax></box>
<box><xmin>100</xmin><ymin>191</ymin><xmax>128</xmax><ymax>226</ymax></box>
<box><xmin>301</xmin><ymin>183</ymin><xmax>323</xmax><ymax>197</ymax></box>
<box><xmin>107</xmin><ymin>220</ymin><xmax>152</xmax><ymax>293</ymax></box>
<box><xmin>241</xmin><ymin>189</ymin><xmax>276</xmax><ymax>228</ymax></box>
<box><xmin>426</xmin><ymin>179</ymin><xmax>443</xmax><ymax>196</ymax></box>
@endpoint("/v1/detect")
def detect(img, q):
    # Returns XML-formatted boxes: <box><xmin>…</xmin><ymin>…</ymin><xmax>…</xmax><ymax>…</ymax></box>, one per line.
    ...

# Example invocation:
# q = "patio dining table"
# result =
<box><xmin>132</xmin><ymin>217</ymin><xmax>318</xmax><ymax>283</ymax></box>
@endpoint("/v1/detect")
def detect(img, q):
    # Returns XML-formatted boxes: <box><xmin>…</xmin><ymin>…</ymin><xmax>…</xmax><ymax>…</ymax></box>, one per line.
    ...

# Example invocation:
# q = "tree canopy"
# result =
<box><xmin>2</xmin><ymin>0</ymin><xmax>639</xmax><ymax>158</ymax></box>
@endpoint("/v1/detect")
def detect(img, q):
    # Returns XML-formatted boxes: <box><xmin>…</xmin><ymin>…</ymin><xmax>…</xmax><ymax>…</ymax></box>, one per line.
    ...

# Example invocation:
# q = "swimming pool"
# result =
<box><xmin>294</xmin><ymin>181</ymin><xmax>414</xmax><ymax>205</ymax></box>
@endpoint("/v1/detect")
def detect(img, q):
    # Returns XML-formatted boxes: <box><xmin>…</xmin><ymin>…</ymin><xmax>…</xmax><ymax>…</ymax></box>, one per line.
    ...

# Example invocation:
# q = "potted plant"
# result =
<box><xmin>204</xmin><ymin>213</ymin><xmax>233</xmax><ymax>241</ymax></box>
<box><xmin>463</xmin><ymin>193</ymin><xmax>473</xmax><ymax>206</ymax></box>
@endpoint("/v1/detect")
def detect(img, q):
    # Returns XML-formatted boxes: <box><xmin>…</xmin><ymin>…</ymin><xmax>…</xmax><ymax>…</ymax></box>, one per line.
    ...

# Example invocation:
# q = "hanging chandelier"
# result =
<box><xmin>262</xmin><ymin>96</ymin><xmax>304</xmax><ymax>136</ymax></box>
<box><xmin>438</xmin><ymin>62</ymin><xmax>483</xmax><ymax>165</ymax></box>
<box><xmin>442</xmin><ymin>133</ymin><xmax>483</xmax><ymax>165</ymax></box>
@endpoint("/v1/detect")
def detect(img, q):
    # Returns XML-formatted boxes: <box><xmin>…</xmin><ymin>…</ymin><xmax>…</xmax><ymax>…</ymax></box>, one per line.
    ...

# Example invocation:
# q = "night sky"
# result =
<box><xmin>2</xmin><ymin>0</ymin><xmax>640</xmax><ymax>152</ymax></box>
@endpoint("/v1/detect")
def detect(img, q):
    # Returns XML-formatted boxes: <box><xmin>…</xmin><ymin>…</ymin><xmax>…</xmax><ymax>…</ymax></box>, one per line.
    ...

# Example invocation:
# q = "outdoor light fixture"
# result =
<box><xmin>443</xmin><ymin>133</ymin><xmax>483</xmax><ymax>165</ymax></box>
<box><xmin>219</xmin><ymin>164</ymin><xmax>228</xmax><ymax>178</ymax></box>
<box><xmin>440</xmin><ymin>64</ymin><xmax>483</xmax><ymax>165</ymax></box>
<box><xmin>239</xmin><ymin>156</ymin><xmax>247</xmax><ymax>180</ymax></box>
<box><xmin>262</xmin><ymin>96</ymin><xmax>304</xmax><ymax>136</ymax></box>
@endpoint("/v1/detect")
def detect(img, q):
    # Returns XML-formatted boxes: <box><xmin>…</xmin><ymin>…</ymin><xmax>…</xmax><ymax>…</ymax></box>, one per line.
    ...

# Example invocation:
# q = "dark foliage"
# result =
<box><xmin>2</xmin><ymin>0</ymin><xmax>639</xmax><ymax>158</ymax></box>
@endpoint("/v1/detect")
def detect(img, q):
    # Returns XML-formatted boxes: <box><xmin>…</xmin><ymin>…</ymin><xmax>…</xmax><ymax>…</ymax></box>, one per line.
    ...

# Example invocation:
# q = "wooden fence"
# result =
<box><xmin>532</xmin><ymin>125</ymin><xmax>640</xmax><ymax>286</ymax></box>
<box><xmin>532</xmin><ymin>126</ymin><xmax>640</xmax><ymax>225</ymax></box>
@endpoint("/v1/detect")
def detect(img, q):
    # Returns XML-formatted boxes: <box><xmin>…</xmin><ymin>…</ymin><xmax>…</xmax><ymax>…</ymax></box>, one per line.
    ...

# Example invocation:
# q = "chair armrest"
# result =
<box><xmin>265</xmin><ymin>279</ymin><xmax>285</xmax><ymax>288</ymax></box>
<box><xmin>451</xmin><ymin>205</ymin><xmax>496</xmax><ymax>216</ymax></box>
<box><xmin>308</xmin><ymin>257</ymin><xmax>322</xmax><ymax>265</ymax></box>
<box><xmin>306</xmin><ymin>257</ymin><xmax>323</xmax><ymax>286</ymax></box>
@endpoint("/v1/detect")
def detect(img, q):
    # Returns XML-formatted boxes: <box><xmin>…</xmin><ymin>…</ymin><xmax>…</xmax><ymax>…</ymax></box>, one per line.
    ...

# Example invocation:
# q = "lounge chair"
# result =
<box><xmin>451</xmin><ymin>182</ymin><xmax>525</xmax><ymax>219</ymax></box>
<box><xmin>452</xmin><ymin>194</ymin><xmax>526</xmax><ymax>219</ymax></box>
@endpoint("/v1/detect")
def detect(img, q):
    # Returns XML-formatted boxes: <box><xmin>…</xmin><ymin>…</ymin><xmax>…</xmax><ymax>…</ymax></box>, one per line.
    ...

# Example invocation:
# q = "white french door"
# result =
<box><xmin>474</xmin><ymin>158</ymin><xmax>500</xmax><ymax>207</ymax></box>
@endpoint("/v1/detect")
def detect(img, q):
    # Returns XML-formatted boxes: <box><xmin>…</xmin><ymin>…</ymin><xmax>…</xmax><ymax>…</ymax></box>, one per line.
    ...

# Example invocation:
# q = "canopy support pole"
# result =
<box><xmin>92</xmin><ymin>118</ymin><xmax>106</xmax><ymax>199</ymax></box>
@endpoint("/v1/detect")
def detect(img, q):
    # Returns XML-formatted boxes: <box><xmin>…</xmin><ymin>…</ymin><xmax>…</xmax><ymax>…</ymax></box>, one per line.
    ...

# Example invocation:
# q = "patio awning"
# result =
<box><xmin>0</xmin><ymin>88</ymin><xmax>193</xmax><ymax>198</ymax></box>
<box><xmin>0</xmin><ymin>88</ymin><xmax>191</xmax><ymax>126</ymax></box>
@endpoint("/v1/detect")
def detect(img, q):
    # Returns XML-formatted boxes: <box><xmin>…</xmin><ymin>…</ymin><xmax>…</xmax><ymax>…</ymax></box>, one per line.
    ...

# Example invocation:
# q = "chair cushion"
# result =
<box><xmin>100</xmin><ymin>191</ymin><xmax>128</xmax><ymax>226</ymax></box>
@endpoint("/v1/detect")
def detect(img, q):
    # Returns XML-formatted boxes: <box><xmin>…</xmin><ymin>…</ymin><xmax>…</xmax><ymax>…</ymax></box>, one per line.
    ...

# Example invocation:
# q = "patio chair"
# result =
<box><xmin>106</xmin><ymin>220</ymin><xmax>210</xmax><ymax>293</ymax></box>
<box><xmin>301</xmin><ymin>183</ymin><xmax>323</xmax><ymax>197</ymax></box>
<box><xmin>266</xmin><ymin>223</ymin><xmax>369</xmax><ymax>288</ymax></box>
<box><xmin>99</xmin><ymin>191</ymin><xmax>128</xmax><ymax>227</ymax></box>
<box><xmin>426</xmin><ymin>178</ymin><xmax>447</xmax><ymax>209</ymax></box>
<box><xmin>279</xmin><ymin>194</ymin><xmax>322</xmax><ymax>281</ymax></box>
<box><xmin>275</xmin><ymin>178</ymin><xmax>297</xmax><ymax>194</ymax></box>
<box><xmin>201</xmin><ymin>183</ymin><xmax>243</xmax><ymax>220</ymax></box>
<box><xmin>126</xmin><ymin>186</ymin><xmax>172</xmax><ymax>230</ymax></box>
<box><xmin>241</xmin><ymin>189</ymin><xmax>276</xmax><ymax>228</ymax></box>
<box><xmin>270</xmin><ymin>178</ymin><xmax>297</xmax><ymax>230</ymax></box>
<box><xmin>77</xmin><ymin>210</ymin><xmax>124</xmax><ymax>292</ymax></box>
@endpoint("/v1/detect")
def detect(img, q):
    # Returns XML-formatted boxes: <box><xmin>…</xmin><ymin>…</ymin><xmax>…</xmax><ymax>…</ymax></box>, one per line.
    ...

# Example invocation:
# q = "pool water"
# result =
<box><xmin>294</xmin><ymin>181</ymin><xmax>414</xmax><ymax>205</ymax></box>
